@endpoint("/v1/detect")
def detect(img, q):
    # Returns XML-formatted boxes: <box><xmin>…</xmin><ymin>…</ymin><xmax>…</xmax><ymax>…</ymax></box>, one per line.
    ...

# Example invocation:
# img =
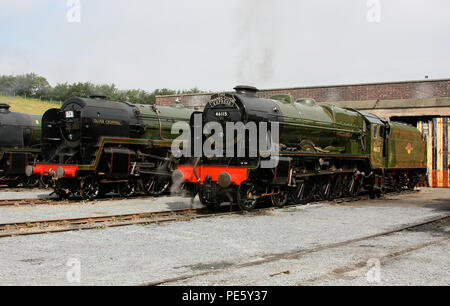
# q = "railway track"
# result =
<box><xmin>0</xmin><ymin>190</ymin><xmax>420</xmax><ymax>238</ymax></box>
<box><xmin>0</xmin><ymin>205</ymin><xmax>270</xmax><ymax>238</ymax></box>
<box><xmin>0</xmin><ymin>188</ymin><xmax>419</xmax><ymax>208</ymax></box>
<box><xmin>0</xmin><ymin>198</ymin><xmax>54</xmax><ymax>207</ymax></box>
<box><xmin>297</xmin><ymin>236</ymin><xmax>449</xmax><ymax>286</ymax></box>
<box><xmin>140</xmin><ymin>213</ymin><xmax>450</xmax><ymax>286</ymax></box>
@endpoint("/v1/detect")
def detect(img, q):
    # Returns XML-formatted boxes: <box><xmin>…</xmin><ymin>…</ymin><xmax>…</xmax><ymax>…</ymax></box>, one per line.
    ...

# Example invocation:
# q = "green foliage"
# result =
<box><xmin>0</xmin><ymin>73</ymin><xmax>50</xmax><ymax>98</ymax></box>
<box><xmin>177</xmin><ymin>87</ymin><xmax>203</xmax><ymax>95</ymax></box>
<box><xmin>153</xmin><ymin>88</ymin><xmax>177</xmax><ymax>96</ymax></box>
<box><xmin>0</xmin><ymin>73</ymin><xmax>207</xmax><ymax>105</ymax></box>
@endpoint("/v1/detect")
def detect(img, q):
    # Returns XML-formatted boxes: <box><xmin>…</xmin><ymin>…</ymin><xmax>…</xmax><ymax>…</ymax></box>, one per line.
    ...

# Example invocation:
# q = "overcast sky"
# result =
<box><xmin>1</xmin><ymin>0</ymin><xmax>449</xmax><ymax>92</ymax></box>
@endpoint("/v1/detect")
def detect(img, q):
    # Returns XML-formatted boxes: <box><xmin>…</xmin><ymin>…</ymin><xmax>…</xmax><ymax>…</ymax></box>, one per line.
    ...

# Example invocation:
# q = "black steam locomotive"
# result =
<box><xmin>27</xmin><ymin>96</ymin><xmax>194</xmax><ymax>199</ymax></box>
<box><xmin>0</xmin><ymin>103</ymin><xmax>42</xmax><ymax>187</ymax></box>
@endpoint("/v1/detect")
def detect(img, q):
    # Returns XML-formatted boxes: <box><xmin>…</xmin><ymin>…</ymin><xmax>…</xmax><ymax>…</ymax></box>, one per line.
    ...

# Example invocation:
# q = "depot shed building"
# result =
<box><xmin>156</xmin><ymin>79</ymin><xmax>450</xmax><ymax>187</ymax></box>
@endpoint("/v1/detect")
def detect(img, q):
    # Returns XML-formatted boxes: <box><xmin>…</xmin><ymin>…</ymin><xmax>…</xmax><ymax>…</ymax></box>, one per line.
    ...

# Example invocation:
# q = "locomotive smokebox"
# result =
<box><xmin>234</xmin><ymin>85</ymin><xmax>259</xmax><ymax>97</ymax></box>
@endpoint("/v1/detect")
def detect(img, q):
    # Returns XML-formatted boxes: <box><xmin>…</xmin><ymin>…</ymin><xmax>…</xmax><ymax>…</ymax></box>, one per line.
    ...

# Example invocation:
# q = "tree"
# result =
<box><xmin>0</xmin><ymin>73</ymin><xmax>205</xmax><ymax>106</ymax></box>
<box><xmin>0</xmin><ymin>75</ymin><xmax>17</xmax><ymax>95</ymax></box>
<box><xmin>51</xmin><ymin>83</ymin><xmax>70</xmax><ymax>101</ymax></box>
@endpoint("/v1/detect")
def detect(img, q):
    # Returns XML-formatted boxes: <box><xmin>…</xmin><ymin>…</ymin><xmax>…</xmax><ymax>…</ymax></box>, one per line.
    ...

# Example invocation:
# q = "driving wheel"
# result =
<box><xmin>80</xmin><ymin>176</ymin><xmax>101</xmax><ymax>200</ymax></box>
<box><xmin>143</xmin><ymin>175</ymin><xmax>171</xmax><ymax>196</ymax></box>
<box><xmin>237</xmin><ymin>180</ymin><xmax>259</xmax><ymax>211</ymax></box>
<box><xmin>271</xmin><ymin>186</ymin><xmax>289</xmax><ymax>208</ymax></box>
<box><xmin>291</xmin><ymin>178</ymin><xmax>315</xmax><ymax>205</ymax></box>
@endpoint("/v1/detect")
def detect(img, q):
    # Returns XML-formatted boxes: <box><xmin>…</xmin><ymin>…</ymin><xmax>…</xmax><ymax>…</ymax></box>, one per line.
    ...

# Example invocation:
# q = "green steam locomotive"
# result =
<box><xmin>174</xmin><ymin>86</ymin><xmax>427</xmax><ymax>210</ymax></box>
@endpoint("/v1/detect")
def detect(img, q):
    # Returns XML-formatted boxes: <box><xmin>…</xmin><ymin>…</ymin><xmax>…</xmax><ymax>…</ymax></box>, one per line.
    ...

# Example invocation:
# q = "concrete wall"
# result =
<box><xmin>326</xmin><ymin>97</ymin><xmax>450</xmax><ymax>118</ymax></box>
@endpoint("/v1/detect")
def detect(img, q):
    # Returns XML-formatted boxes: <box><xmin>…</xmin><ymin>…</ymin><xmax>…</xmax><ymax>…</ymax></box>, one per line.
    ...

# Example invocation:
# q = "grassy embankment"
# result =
<box><xmin>0</xmin><ymin>95</ymin><xmax>62</xmax><ymax>114</ymax></box>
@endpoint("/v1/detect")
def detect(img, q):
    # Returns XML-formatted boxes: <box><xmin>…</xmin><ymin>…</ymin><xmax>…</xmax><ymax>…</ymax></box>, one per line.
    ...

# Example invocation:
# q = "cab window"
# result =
<box><xmin>379</xmin><ymin>126</ymin><xmax>385</xmax><ymax>138</ymax></box>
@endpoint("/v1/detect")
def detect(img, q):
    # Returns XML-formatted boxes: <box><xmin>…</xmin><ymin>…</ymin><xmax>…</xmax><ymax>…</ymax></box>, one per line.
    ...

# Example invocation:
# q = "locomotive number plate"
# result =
<box><xmin>65</xmin><ymin>111</ymin><xmax>74</xmax><ymax>118</ymax></box>
<box><xmin>215</xmin><ymin>111</ymin><xmax>229</xmax><ymax>117</ymax></box>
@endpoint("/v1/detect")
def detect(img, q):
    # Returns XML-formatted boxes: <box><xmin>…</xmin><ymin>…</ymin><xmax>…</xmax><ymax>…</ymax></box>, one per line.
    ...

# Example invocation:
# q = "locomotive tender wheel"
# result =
<box><xmin>290</xmin><ymin>178</ymin><xmax>315</xmax><ymax>205</ymax></box>
<box><xmin>369</xmin><ymin>175</ymin><xmax>380</xmax><ymax>199</ymax></box>
<box><xmin>271</xmin><ymin>186</ymin><xmax>289</xmax><ymax>208</ymax></box>
<box><xmin>369</xmin><ymin>185</ymin><xmax>376</xmax><ymax>199</ymax></box>
<box><xmin>407</xmin><ymin>174</ymin><xmax>418</xmax><ymax>190</ymax></box>
<box><xmin>237</xmin><ymin>180</ymin><xmax>259</xmax><ymax>211</ymax></box>
<box><xmin>80</xmin><ymin>176</ymin><xmax>101</xmax><ymax>200</ymax></box>
<box><xmin>143</xmin><ymin>175</ymin><xmax>171</xmax><ymax>196</ymax></box>
<box><xmin>390</xmin><ymin>176</ymin><xmax>400</xmax><ymax>191</ymax></box>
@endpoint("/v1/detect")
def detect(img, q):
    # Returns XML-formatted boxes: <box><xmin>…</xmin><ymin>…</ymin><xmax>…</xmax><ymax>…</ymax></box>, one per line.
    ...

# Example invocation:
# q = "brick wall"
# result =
<box><xmin>156</xmin><ymin>79</ymin><xmax>450</xmax><ymax>108</ymax></box>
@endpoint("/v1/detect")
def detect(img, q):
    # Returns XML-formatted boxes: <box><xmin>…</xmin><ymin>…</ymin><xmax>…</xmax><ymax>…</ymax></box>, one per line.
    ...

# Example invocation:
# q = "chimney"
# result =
<box><xmin>0</xmin><ymin>103</ymin><xmax>11</xmax><ymax>113</ymax></box>
<box><xmin>234</xmin><ymin>85</ymin><xmax>259</xmax><ymax>97</ymax></box>
<box><xmin>89</xmin><ymin>95</ymin><xmax>107</xmax><ymax>100</ymax></box>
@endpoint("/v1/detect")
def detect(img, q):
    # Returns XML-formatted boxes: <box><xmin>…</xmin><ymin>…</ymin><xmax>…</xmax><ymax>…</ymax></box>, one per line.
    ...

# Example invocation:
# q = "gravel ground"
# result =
<box><xmin>0</xmin><ymin>188</ymin><xmax>448</xmax><ymax>286</ymax></box>
<box><xmin>0</xmin><ymin>189</ymin><xmax>55</xmax><ymax>200</ymax></box>
<box><xmin>169</xmin><ymin>223</ymin><xmax>449</xmax><ymax>286</ymax></box>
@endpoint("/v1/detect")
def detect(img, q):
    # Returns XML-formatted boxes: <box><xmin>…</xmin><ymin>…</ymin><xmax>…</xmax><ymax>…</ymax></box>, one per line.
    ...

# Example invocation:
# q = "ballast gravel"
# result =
<box><xmin>0</xmin><ymin>188</ymin><xmax>448</xmax><ymax>285</ymax></box>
